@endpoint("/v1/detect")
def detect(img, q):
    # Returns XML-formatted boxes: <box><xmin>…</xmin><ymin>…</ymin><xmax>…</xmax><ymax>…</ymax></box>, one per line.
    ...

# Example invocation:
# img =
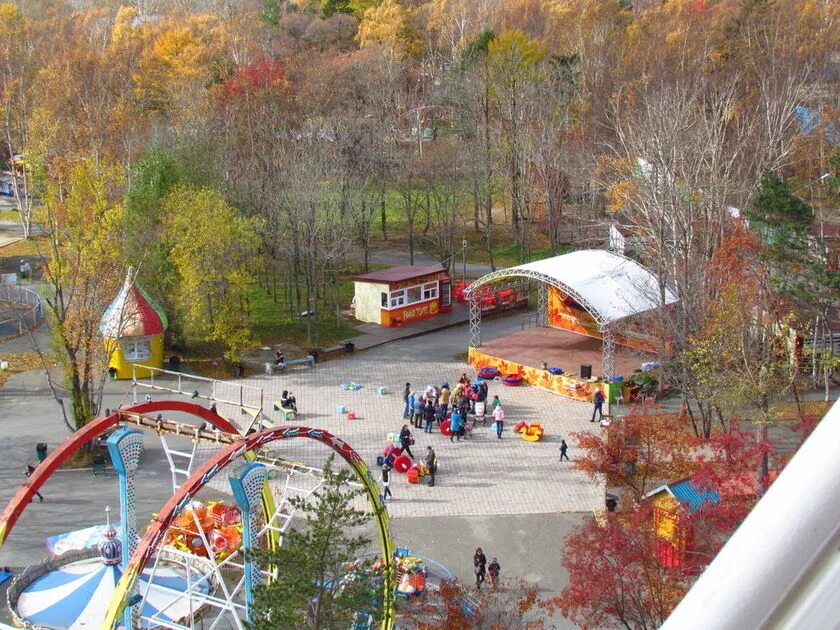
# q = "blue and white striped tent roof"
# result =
<box><xmin>16</xmin><ymin>558</ymin><xmax>211</xmax><ymax>629</ymax></box>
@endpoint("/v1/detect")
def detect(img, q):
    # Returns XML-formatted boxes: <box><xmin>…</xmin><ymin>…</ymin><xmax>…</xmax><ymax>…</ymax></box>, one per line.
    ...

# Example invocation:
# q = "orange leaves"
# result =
<box><xmin>573</xmin><ymin>404</ymin><xmax>698</xmax><ymax>500</ymax></box>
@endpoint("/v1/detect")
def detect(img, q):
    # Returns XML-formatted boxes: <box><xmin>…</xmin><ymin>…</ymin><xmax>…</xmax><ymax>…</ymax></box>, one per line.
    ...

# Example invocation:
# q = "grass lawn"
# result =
<box><xmin>247</xmin><ymin>267</ymin><xmax>370</xmax><ymax>350</ymax></box>
<box><xmin>0</xmin><ymin>236</ymin><xmax>51</xmax><ymax>258</ymax></box>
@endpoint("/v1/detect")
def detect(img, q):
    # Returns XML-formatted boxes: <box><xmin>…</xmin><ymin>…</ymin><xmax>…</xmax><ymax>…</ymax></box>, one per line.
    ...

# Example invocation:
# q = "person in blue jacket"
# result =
<box><xmin>449</xmin><ymin>408</ymin><xmax>463</xmax><ymax>442</ymax></box>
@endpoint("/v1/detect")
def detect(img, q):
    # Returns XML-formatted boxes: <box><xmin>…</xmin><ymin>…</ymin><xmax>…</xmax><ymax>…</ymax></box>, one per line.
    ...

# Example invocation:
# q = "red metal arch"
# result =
<box><xmin>0</xmin><ymin>401</ymin><xmax>239</xmax><ymax>548</ymax></box>
<box><xmin>103</xmin><ymin>425</ymin><xmax>395</xmax><ymax>629</ymax></box>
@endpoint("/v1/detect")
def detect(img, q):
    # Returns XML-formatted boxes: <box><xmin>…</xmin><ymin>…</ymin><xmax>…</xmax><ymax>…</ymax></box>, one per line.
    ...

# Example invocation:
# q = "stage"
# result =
<box><xmin>480</xmin><ymin>328</ymin><xmax>651</xmax><ymax>378</ymax></box>
<box><xmin>469</xmin><ymin>327</ymin><xmax>654</xmax><ymax>402</ymax></box>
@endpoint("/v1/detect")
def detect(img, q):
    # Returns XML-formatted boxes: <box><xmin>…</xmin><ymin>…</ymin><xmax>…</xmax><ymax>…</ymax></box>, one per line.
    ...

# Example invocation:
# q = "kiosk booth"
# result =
<box><xmin>353</xmin><ymin>265</ymin><xmax>452</xmax><ymax>327</ymax></box>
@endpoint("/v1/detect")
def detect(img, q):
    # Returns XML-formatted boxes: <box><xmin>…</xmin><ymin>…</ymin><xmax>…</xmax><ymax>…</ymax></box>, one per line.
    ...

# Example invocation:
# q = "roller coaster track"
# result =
<box><xmin>0</xmin><ymin>401</ymin><xmax>394</xmax><ymax>629</ymax></box>
<box><xmin>102</xmin><ymin>424</ymin><xmax>394</xmax><ymax>630</ymax></box>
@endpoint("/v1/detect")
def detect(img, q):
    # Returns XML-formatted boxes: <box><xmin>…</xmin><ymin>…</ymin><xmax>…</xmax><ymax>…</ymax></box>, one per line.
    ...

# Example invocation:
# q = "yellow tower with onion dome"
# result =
<box><xmin>101</xmin><ymin>270</ymin><xmax>168</xmax><ymax>379</ymax></box>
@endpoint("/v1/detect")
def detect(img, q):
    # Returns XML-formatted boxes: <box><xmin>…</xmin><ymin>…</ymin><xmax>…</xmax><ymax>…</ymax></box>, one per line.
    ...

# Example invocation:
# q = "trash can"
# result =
<box><xmin>36</xmin><ymin>442</ymin><xmax>48</xmax><ymax>463</ymax></box>
<box><xmin>344</xmin><ymin>341</ymin><xmax>355</xmax><ymax>355</ymax></box>
<box><xmin>234</xmin><ymin>364</ymin><xmax>245</xmax><ymax>378</ymax></box>
<box><xmin>169</xmin><ymin>355</ymin><xmax>181</xmax><ymax>373</ymax></box>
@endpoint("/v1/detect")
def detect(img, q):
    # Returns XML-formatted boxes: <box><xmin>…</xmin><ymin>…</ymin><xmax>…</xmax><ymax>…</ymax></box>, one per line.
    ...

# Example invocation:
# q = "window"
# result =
<box><xmin>390</xmin><ymin>290</ymin><xmax>406</xmax><ymax>308</ymax></box>
<box><xmin>423</xmin><ymin>282</ymin><xmax>438</xmax><ymax>300</ymax></box>
<box><xmin>382</xmin><ymin>281</ymin><xmax>440</xmax><ymax>310</ymax></box>
<box><xmin>123</xmin><ymin>338</ymin><xmax>151</xmax><ymax>361</ymax></box>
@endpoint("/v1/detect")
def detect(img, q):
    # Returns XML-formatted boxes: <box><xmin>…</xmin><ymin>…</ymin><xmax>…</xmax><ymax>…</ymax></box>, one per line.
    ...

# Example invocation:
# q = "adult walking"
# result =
<box><xmin>24</xmin><ymin>464</ymin><xmax>43</xmax><ymax>502</ymax></box>
<box><xmin>403</xmin><ymin>383</ymin><xmax>411</xmax><ymax>419</ymax></box>
<box><xmin>492</xmin><ymin>403</ymin><xmax>505</xmax><ymax>439</ymax></box>
<box><xmin>473</xmin><ymin>548</ymin><xmax>487</xmax><ymax>590</ymax></box>
<box><xmin>399</xmin><ymin>424</ymin><xmax>415</xmax><ymax>459</ymax></box>
<box><xmin>591</xmin><ymin>389</ymin><xmax>605</xmax><ymax>423</ymax></box>
<box><xmin>560</xmin><ymin>439</ymin><xmax>570</xmax><ymax>461</ymax></box>
<box><xmin>425</xmin><ymin>446</ymin><xmax>437</xmax><ymax>486</ymax></box>
<box><xmin>380</xmin><ymin>464</ymin><xmax>393</xmax><ymax>501</ymax></box>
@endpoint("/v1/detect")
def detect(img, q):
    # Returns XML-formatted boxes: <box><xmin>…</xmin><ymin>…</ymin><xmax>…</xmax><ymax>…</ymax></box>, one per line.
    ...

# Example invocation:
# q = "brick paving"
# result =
<box><xmin>221</xmin><ymin>351</ymin><xmax>605</xmax><ymax>519</ymax></box>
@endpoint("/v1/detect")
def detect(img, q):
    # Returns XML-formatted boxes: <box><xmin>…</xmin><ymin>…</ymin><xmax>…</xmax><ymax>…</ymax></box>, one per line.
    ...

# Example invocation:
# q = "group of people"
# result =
<box><xmin>402</xmin><ymin>374</ymin><xmax>505</xmax><ymax>440</ymax></box>
<box><xmin>379</xmin><ymin>441</ymin><xmax>437</xmax><ymax>497</ymax></box>
<box><xmin>473</xmin><ymin>548</ymin><xmax>501</xmax><ymax>590</ymax></box>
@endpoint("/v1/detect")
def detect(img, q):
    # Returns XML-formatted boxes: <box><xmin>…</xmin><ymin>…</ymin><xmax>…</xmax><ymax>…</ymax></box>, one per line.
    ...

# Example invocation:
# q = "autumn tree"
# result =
<box><xmin>487</xmin><ymin>29</ymin><xmax>546</xmax><ymax>261</ymax></box>
<box><xmin>38</xmin><ymin>159</ymin><xmax>126</xmax><ymax>430</ymax></box>
<box><xmin>0</xmin><ymin>3</ymin><xmax>37</xmax><ymax>238</ymax></box>
<box><xmin>161</xmin><ymin>185</ymin><xmax>256</xmax><ymax>361</ymax></box>
<box><xmin>562</xmin><ymin>415</ymin><xmax>780</xmax><ymax>629</ymax></box>
<box><xmin>573</xmin><ymin>404</ymin><xmax>697</xmax><ymax>502</ymax></box>
<box><xmin>357</xmin><ymin>0</ymin><xmax>422</xmax><ymax>59</ymax></box>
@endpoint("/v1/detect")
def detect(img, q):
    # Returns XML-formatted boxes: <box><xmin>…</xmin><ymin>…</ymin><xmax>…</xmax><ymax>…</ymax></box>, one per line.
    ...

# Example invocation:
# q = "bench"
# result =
<box><xmin>265</xmin><ymin>355</ymin><xmax>315</xmax><ymax>375</ymax></box>
<box><xmin>272</xmin><ymin>401</ymin><xmax>297</xmax><ymax>421</ymax></box>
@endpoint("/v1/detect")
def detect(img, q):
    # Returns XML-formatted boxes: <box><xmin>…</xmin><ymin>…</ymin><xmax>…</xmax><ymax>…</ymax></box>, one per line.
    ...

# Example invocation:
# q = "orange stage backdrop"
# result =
<box><xmin>469</xmin><ymin>346</ymin><xmax>611</xmax><ymax>403</ymax></box>
<box><xmin>547</xmin><ymin>286</ymin><xmax>658</xmax><ymax>353</ymax></box>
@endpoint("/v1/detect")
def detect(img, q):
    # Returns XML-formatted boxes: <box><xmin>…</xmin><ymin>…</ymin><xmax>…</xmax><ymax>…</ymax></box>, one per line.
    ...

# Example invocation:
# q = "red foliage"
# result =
<box><xmin>221</xmin><ymin>57</ymin><xmax>288</xmax><ymax>100</ymax></box>
<box><xmin>572</xmin><ymin>403</ymin><xmax>697</xmax><ymax>501</ymax></box>
<box><xmin>556</xmin><ymin>508</ymin><xmax>693</xmax><ymax>630</ymax></box>
<box><xmin>562</xmin><ymin>414</ymin><xmax>788</xmax><ymax>628</ymax></box>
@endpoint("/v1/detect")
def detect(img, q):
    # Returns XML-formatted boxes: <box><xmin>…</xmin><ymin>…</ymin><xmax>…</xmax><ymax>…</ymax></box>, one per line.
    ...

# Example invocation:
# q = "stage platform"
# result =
<box><xmin>480</xmin><ymin>327</ymin><xmax>652</xmax><ymax>378</ymax></box>
<box><xmin>469</xmin><ymin>327</ymin><xmax>654</xmax><ymax>402</ymax></box>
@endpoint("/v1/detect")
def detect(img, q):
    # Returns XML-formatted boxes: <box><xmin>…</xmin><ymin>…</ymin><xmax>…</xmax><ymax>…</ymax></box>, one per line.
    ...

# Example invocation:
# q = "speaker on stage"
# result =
<box><xmin>580</xmin><ymin>364</ymin><xmax>592</xmax><ymax>380</ymax></box>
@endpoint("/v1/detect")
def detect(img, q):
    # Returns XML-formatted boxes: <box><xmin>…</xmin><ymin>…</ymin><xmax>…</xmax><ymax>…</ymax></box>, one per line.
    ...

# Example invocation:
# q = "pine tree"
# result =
<box><xmin>250</xmin><ymin>455</ymin><xmax>385</xmax><ymax>629</ymax></box>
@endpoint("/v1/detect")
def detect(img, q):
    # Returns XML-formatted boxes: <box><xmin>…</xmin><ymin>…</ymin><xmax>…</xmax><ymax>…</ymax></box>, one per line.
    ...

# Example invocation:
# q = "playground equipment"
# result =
<box><xmin>502</xmin><ymin>374</ymin><xmax>524</xmax><ymax>386</ymax></box>
<box><xmin>9</xmin><ymin>507</ymin><xmax>216</xmax><ymax>629</ymax></box>
<box><xmin>0</xmin><ymin>400</ymin><xmax>396</xmax><ymax>630</ymax></box>
<box><xmin>515</xmin><ymin>422</ymin><xmax>545</xmax><ymax>442</ymax></box>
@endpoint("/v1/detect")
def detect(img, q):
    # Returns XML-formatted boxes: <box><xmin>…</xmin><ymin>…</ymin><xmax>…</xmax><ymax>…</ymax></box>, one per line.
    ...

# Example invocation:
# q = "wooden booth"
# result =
<box><xmin>353</xmin><ymin>265</ymin><xmax>452</xmax><ymax>327</ymax></box>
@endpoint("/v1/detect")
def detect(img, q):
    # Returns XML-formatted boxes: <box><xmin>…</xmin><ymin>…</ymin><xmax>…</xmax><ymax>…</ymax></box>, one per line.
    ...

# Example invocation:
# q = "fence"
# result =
<box><xmin>0</xmin><ymin>284</ymin><xmax>44</xmax><ymax>340</ymax></box>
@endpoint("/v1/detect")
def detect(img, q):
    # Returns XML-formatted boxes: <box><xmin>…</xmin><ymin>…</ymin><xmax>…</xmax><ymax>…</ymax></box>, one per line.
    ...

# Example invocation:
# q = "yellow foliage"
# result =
<box><xmin>357</xmin><ymin>0</ymin><xmax>421</xmax><ymax>59</ymax></box>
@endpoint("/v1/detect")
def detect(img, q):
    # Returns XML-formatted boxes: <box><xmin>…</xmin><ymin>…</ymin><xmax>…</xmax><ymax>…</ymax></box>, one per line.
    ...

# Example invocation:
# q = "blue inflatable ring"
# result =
<box><xmin>340</xmin><ymin>382</ymin><xmax>363</xmax><ymax>391</ymax></box>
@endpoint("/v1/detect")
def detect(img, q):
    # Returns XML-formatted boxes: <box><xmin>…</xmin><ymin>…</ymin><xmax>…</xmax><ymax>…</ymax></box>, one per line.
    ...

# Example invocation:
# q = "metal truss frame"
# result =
<box><xmin>469</xmin><ymin>298</ymin><xmax>482</xmax><ymax>348</ymax></box>
<box><xmin>464</xmin><ymin>268</ymin><xmax>609</xmax><ymax>327</ymax></box>
<box><xmin>463</xmin><ymin>268</ymin><xmax>620</xmax><ymax>376</ymax></box>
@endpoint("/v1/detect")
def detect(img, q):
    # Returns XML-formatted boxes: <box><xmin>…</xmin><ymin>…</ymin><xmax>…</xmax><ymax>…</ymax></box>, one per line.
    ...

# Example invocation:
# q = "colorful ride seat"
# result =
<box><xmin>520</xmin><ymin>422</ymin><xmax>545</xmax><ymax>442</ymax></box>
<box><xmin>478</xmin><ymin>366</ymin><xmax>501</xmax><ymax>380</ymax></box>
<box><xmin>502</xmin><ymin>374</ymin><xmax>523</xmax><ymax>386</ymax></box>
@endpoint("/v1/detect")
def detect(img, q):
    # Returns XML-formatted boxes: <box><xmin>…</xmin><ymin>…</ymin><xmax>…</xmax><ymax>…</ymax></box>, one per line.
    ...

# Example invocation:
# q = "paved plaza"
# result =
<box><xmin>0</xmin><ymin>312</ymin><xmax>599</xmax><ymax>627</ymax></box>
<box><xmin>225</xmin><ymin>340</ymin><xmax>604</xmax><ymax>519</ymax></box>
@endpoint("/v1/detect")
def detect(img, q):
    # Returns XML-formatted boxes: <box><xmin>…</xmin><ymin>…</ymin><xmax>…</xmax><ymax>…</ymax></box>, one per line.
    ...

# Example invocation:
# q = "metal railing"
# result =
<box><xmin>0</xmin><ymin>284</ymin><xmax>43</xmax><ymax>340</ymax></box>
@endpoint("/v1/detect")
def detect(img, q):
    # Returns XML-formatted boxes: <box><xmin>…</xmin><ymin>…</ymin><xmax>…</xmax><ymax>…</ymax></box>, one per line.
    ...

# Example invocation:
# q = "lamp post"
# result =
<box><xmin>462</xmin><ymin>239</ymin><xmax>467</xmax><ymax>286</ymax></box>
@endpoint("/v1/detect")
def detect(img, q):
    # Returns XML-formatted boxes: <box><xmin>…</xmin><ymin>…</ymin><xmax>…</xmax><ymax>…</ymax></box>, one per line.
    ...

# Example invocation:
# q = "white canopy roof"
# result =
<box><xmin>468</xmin><ymin>249</ymin><xmax>678</xmax><ymax>326</ymax></box>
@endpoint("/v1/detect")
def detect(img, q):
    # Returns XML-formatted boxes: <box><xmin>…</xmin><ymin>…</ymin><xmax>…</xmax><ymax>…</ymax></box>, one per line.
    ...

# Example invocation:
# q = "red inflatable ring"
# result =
<box><xmin>502</xmin><ymin>374</ymin><xmax>523</xmax><ymax>386</ymax></box>
<box><xmin>394</xmin><ymin>454</ymin><xmax>412</xmax><ymax>473</ymax></box>
<box><xmin>440</xmin><ymin>419</ymin><xmax>454</xmax><ymax>437</ymax></box>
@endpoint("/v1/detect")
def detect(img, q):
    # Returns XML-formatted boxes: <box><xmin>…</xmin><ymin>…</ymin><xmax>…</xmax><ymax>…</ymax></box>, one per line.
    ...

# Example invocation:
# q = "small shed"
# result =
<box><xmin>645</xmin><ymin>478</ymin><xmax>720</xmax><ymax>567</ymax></box>
<box><xmin>101</xmin><ymin>272</ymin><xmax>168</xmax><ymax>379</ymax></box>
<box><xmin>353</xmin><ymin>265</ymin><xmax>451</xmax><ymax>327</ymax></box>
